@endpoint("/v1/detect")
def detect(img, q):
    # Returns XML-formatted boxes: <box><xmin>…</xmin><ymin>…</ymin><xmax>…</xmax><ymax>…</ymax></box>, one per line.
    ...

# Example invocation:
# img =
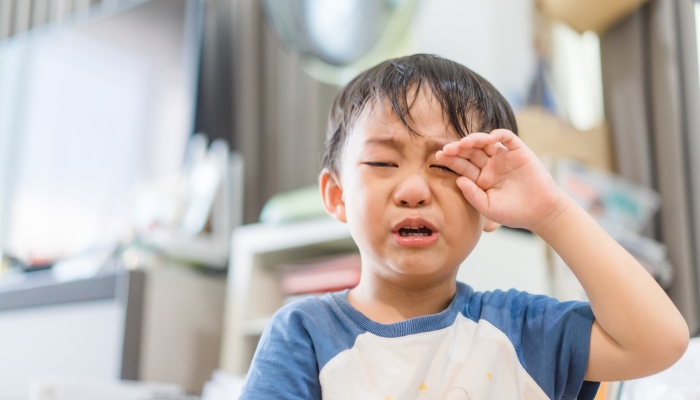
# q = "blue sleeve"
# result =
<box><xmin>239</xmin><ymin>305</ymin><xmax>321</xmax><ymax>400</ymax></box>
<box><xmin>477</xmin><ymin>290</ymin><xmax>599</xmax><ymax>400</ymax></box>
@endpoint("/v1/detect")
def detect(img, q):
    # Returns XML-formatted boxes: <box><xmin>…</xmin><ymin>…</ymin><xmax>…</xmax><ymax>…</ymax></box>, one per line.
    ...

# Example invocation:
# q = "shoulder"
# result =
<box><xmin>242</xmin><ymin>294</ymin><xmax>354</xmax><ymax>400</ymax></box>
<box><xmin>267</xmin><ymin>292</ymin><xmax>355</xmax><ymax>333</ymax></box>
<box><xmin>461</xmin><ymin>286</ymin><xmax>593</xmax><ymax>325</ymax></box>
<box><xmin>463</xmin><ymin>287</ymin><xmax>594</xmax><ymax>354</ymax></box>
<box><xmin>263</xmin><ymin>292</ymin><xmax>364</xmax><ymax>368</ymax></box>
<box><xmin>270</xmin><ymin>295</ymin><xmax>330</xmax><ymax>324</ymax></box>
<box><xmin>264</xmin><ymin>295</ymin><xmax>339</xmax><ymax>343</ymax></box>
<box><xmin>242</xmin><ymin>297</ymin><xmax>330</xmax><ymax>400</ymax></box>
<box><xmin>459</xmin><ymin>286</ymin><xmax>597</xmax><ymax>400</ymax></box>
<box><xmin>257</xmin><ymin>297</ymin><xmax>325</xmax><ymax>354</ymax></box>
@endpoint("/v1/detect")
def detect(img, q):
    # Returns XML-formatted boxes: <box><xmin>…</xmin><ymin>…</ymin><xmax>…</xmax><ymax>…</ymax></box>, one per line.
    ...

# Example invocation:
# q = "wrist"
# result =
<box><xmin>531</xmin><ymin>191</ymin><xmax>577</xmax><ymax>240</ymax></box>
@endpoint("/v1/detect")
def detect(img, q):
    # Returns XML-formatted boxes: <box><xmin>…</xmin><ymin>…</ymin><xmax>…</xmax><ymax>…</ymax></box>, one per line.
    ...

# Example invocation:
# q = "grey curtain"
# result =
<box><xmin>0</xmin><ymin>0</ymin><xmax>100</xmax><ymax>40</ymax></box>
<box><xmin>600</xmin><ymin>0</ymin><xmax>700</xmax><ymax>332</ymax></box>
<box><xmin>223</xmin><ymin>0</ymin><xmax>339</xmax><ymax>224</ymax></box>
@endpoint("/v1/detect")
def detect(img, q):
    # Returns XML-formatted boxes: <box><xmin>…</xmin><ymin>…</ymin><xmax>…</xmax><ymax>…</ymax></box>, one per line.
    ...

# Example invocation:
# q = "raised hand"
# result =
<box><xmin>436</xmin><ymin>129</ymin><xmax>566</xmax><ymax>233</ymax></box>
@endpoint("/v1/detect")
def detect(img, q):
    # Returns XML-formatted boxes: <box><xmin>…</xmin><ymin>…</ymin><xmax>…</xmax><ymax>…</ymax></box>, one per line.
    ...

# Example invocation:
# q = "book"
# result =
<box><xmin>278</xmin><ymin>253</ymin><xmax>361</xmax><ymax>295</ymax></box>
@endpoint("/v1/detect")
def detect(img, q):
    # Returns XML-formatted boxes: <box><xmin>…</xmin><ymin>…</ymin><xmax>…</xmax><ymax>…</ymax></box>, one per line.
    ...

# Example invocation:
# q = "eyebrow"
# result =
<box><xmin>425</xmin><ymin>140</ymin><xmax>448</xmax><ymax>154</ymax></box>
<box><xmin>364</xmin><ymin>137</ymin><xmax>404</xmax><ymax>150</ymax></box>
<box><xmin>363</xmin><ymin>137</ymin><xmax>450</xmax><ymax>154</ymax></box>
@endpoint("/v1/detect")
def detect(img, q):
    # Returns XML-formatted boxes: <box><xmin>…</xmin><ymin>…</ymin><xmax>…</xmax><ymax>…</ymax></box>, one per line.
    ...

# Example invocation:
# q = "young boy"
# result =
<box><xmin>240</xmin><ymin>54</ymin><xmax>689</xmax><ymax>399</ymax></box>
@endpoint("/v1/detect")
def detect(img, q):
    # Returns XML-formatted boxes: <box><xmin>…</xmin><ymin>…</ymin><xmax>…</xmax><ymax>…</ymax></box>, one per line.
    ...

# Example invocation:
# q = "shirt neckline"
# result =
<box><xmin>329</xmin><ymin>281</ymin><xmax>472</xmax><ymax>338</ymax></box>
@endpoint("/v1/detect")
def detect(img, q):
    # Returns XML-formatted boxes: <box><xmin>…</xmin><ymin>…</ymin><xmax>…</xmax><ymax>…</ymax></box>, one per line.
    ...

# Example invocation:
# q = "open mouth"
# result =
<box><xmin>398</xmin><ymin>226</ymin><xmax>433</xmax><ymax>237</ymax></box>
<box><xmin>392</xmin><ymin>218</ymin><xmax>438</xmax><ymax>247</ymax></box>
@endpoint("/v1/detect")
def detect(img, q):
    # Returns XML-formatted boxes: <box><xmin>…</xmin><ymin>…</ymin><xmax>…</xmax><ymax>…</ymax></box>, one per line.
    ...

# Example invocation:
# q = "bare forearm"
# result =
<box><xmin>536</xmin><ymin>193</ymin><xmax>689</xmax><ymax>377</ymax></box>
<box><xmin>440</xmin><ymin>130</ymin><xmax>689</xmax><ymax>380</ymax></box>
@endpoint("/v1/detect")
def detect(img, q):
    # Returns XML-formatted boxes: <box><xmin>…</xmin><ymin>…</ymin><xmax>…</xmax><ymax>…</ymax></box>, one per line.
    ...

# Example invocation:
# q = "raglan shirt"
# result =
<box><xmin>240</xmin><ymin>282</ymin><xmax>599</xmax><ymax>400</ymax></box>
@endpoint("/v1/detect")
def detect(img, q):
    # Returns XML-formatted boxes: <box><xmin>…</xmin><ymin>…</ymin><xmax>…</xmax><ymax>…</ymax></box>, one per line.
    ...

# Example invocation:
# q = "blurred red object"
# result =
<box><xmin>279</xmin><ymin>253</ymin><xmax>361</xmax><ymax>295</ymax></box>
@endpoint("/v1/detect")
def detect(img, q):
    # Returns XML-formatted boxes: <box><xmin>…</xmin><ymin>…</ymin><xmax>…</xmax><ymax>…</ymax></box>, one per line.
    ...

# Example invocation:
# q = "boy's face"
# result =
<box><xmin>321</xmin><ymin>91</ymin><xmax>496</xmax><ymax>284</ymax></box>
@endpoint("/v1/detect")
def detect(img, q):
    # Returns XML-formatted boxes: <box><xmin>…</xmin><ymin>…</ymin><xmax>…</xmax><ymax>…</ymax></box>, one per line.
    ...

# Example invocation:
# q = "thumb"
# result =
<box><xmin>456</xmin><ymin>176</ymin><xmax>489</xmax><ymax>214</ymax></box>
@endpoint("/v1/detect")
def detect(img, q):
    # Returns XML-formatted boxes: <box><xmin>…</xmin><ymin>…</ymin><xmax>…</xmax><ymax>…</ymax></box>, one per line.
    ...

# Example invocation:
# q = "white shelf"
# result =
<box><xmin>219</xmin><ymin>217</ymin><xmax>356</xmax><ymax>376</ymax></box>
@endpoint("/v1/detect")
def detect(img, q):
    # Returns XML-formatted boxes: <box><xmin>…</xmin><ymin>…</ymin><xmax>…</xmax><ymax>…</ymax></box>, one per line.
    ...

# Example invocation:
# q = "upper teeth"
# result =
<box><xmin>400</xmin><ymin>226</ymin><xmax>430</xmax><ymax>237</ymax></box>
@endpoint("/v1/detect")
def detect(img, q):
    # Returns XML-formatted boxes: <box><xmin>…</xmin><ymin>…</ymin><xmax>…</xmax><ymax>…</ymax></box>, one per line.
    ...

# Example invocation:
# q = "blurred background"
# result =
<box><xmin>0</xmin><ymin>0</ymin><xmax>700</xmax><ymax>399</ymax></box>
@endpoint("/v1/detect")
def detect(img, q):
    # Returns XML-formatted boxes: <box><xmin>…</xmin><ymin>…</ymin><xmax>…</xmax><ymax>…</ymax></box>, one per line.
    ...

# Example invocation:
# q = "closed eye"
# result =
<box><xmin>431</xmin><ymin>164</ymin><xmax>457</xmax><ymax>174</ymax></box>
<box><xmin>365</xmin><ymin>162</ymin><xmax>397</xmax><ymax>168</ymax></box>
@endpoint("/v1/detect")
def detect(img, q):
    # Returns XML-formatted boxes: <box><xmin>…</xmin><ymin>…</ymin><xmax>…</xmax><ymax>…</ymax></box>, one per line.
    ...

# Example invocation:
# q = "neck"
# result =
<box><xmin>348</xmin><ymin>269</ymin><xmax>458</xmax><ymax>324</ymax></box>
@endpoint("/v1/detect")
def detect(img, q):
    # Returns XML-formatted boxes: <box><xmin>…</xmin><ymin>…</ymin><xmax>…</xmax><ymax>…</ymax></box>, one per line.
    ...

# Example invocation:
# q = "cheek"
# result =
<box><xmin>342</xmin><ymin>172</ymin><xmax>389</xmax><ymax>229</ymax></box>
<box><xmin>441</xmin><ymin>186</ymin><xmax>484</xmax><ymax>242</ymax></box>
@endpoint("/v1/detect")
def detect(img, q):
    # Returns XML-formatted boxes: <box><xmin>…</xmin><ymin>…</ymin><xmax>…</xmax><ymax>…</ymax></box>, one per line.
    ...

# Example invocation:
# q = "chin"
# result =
<box><xmin>388</xmin><ymin>256</ymin><xmax>452</xmax><ymax>278</ymax></box>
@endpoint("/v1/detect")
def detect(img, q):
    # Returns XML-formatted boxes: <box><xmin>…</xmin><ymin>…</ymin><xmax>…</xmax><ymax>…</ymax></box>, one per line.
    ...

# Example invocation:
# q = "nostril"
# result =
<box><xmin>399</xmin><ymin>199</ymin><xmax>426</xmax><ymax>207</ymax></box>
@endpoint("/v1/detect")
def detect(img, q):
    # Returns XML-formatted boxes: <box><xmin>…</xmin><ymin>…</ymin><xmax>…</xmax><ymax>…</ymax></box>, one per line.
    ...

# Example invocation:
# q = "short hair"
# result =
<box><xmin>321</xmin><ymin>54</ymin><xmax>518</xmax><ymax>175</ymax></box>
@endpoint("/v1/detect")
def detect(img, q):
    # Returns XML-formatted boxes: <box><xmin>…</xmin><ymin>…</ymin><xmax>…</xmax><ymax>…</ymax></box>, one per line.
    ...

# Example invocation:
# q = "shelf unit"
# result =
<box><xmin>220</xmin><ymin>217</ymin><xmax>356</xmax><ymax>376</ymax></box>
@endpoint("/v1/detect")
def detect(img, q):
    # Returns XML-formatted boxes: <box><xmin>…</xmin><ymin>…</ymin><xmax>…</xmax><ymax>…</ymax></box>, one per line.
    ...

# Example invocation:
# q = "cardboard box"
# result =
<box><xmin>516</xmin><ymin>107</ymin><xmax>614</xmax><ymax>171</ymax></box>
<box><xmin>538</xmin><ymin>0</ymin><xmax>648</xmax><ymax>34</ymax></box>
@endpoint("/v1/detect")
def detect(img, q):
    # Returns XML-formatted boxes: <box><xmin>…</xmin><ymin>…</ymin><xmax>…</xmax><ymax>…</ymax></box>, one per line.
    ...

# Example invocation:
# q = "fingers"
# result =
<box><xmin>456</xmin><ymin>176</ymin><xmax>489</xmax><ymax>213</ymax></box>
<box><xmin>442</xmin><ymin>133</ymin><xmax>498</xmax><ymax>155</ymax></box>
<box><xmin>440</xmin><ymin>130</ymin><xmax>522</xmax><ymax>172</ymax></box>
<box><xmin>490</xmin><ymin>129</ymin><xmax>522</xmax><ymax>151</ymax></box>
<box><xmin>436</xmin><ymin>151</ymin><xmax>480</xmax><ymax>181</ymax></box>
<box><xmin>467</xmin><ymin>148</ymin><xmax>490</xmax><ymax>168</ymax></box>
<box><xmin>439</xmin><ymin>147</ymin><xmax>490</xmax><ymax>169</ymax></box>
<box><xmin>442</xmin><ymin>129</ymin><xmax>523</xmax><ymax>155</ymax></box>
<box><xmin>483</xmin><ymin>142</ymin><xmax>507</xmax><ymax>158</ymax></box>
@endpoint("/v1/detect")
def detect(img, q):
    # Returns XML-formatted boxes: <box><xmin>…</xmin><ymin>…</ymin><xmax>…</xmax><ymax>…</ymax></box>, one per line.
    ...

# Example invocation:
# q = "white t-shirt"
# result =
<box><xmin>241</xmin><ymin>282</ymin><xmax>598</xmax><ymax>400</ymax></box>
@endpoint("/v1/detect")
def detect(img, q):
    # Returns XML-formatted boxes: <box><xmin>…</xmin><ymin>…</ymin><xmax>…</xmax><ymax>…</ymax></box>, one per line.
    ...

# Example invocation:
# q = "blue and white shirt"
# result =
<box><xmin>240</xmin><ymin>282</ymin><xmax>599</xmax><ymax>400</ymax></box>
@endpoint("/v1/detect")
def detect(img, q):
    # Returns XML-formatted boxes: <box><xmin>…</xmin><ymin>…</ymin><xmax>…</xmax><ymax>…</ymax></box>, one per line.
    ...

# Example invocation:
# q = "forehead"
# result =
<box><xmin>350</xmin><ymin>91</ymin><xmax>461</xmax><ymax>150</ymax></box>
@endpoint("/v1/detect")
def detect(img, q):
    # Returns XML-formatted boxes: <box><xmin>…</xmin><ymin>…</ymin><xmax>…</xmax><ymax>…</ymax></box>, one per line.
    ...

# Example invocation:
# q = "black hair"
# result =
<box><xmin>321</xmin><ymin>54</ymin><xmax>518</xmax><ymax>174</ymax></box>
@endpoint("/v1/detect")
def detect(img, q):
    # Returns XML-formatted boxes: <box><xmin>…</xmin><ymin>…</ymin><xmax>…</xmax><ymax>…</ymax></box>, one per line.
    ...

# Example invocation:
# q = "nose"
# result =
<box><xmin>394</xmin><ymin>174</ymin><xmax>432</xmax><ymax>208</ymax></box>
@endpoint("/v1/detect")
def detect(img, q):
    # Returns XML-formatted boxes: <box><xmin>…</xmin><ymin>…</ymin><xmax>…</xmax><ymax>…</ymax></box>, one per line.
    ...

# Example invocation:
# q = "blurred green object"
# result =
<box><xmin>260</xmin><ymin>186</ymin><xmax>327</xmax><ymax>224</ymax></box>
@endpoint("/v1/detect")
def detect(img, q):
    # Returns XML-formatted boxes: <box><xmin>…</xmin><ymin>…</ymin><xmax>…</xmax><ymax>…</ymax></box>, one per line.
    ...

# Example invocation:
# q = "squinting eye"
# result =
<box><xmin>431</xmin><ymin>165</ymin><xmax>457</xmax><ymax>174</ymax></box>
<box><xmin>366</xmin><ymin>162</ymin><xmax>397</xmax><ymax>168</ymax></box>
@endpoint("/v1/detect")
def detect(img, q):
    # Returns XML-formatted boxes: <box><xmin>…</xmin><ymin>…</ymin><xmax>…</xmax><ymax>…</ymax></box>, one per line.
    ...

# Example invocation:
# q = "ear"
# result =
<box><xmin>483</xmin><ymin>218</ymin><xmax>500</xmax><ymax>233</ymax></box>
<box><xmin>319</xmin><ymin>168</ymin><xmax>347</xmax><ymax>223</ymax></box>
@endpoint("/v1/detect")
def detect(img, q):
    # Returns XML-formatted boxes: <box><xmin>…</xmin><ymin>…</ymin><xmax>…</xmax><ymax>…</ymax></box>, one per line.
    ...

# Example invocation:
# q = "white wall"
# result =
<box><xmin>407</xmin><ymin>0</ymin><xmax>537</xmax><ymax>110</ymax></box>
<box><xmin>458</xmin><ymin>228</ymin><xmax>550</xmax><ymax>296</ymax></box>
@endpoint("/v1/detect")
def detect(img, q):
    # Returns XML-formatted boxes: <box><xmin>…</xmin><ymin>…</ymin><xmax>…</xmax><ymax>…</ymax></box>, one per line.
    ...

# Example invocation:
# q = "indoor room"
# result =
<box><xmin>1</xmin><ymin>0</ymin><xmax>699</xmax><ymax>399</ymax></box>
